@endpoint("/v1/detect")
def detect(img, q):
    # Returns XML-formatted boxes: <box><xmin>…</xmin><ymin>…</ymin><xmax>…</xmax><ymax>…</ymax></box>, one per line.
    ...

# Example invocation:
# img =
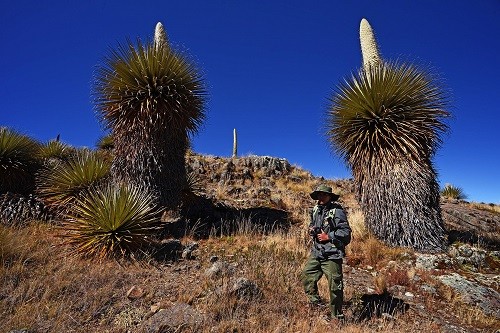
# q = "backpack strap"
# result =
<box><xmin>312</xmin><ymin>204</ymin><xmax>337</xmax><ymax>228</ymax></box>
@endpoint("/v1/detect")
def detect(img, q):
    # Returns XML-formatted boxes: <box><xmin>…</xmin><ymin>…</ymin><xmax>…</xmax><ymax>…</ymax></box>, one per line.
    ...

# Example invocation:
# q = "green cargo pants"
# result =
<box><xmin>302</xmin><ymin>255</ymin><xmax>344</xmax><ymax>318</ymax></box>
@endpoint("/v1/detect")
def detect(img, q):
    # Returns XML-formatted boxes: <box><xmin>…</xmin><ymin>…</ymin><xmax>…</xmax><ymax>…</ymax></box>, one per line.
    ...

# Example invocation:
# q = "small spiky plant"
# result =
<box><xmin>0</xmin><ymin>127</ymin><xmax>41</xmax><ymax>194</ymax></box>
<box><xmin>96</xmin><ymin>135</ymin><xmax>114</xmax><ymax>151</ymax></box>
<box><xmin>326</xmin><ymin>20</ymin><xmax>450</xmax><ymax>252</ymax></box>
<box><xmin>441</xmin><ymin>184</ymin><xmax>467</xmax><ymax>200</ymax></box>
<box><xmin>36</xmin><ymin>149</ymin><xmax>111</xmax><ymax>214</ymax></box>
<box><xmin>94</xmin><ymin>22</ymin><xmax>206</xmax><ymax>210</ymax></box>
<box><xmin>39</xmin><ymin>139</ymin><xmax>74</xmax><ymax>165</ymax></box>
<box><xmin>62</xmin><ymin>183</ymin><xmax>162</xmax><ymax>258</ymax></box>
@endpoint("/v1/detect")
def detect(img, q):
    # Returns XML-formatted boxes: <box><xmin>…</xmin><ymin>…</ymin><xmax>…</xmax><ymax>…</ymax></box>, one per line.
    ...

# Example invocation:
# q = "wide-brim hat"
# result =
<box><xmin>310</xmin><ymin>184</ymin><xmax>340</xmax><ymax>201</ymax></box>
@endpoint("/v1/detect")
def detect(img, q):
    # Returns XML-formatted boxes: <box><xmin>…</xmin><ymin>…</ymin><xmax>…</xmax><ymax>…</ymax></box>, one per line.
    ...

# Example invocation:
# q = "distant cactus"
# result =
<box><xmin>232</xmin><ymin>128</ymin><xmax>238</xmax><ymax>158</ymax></box>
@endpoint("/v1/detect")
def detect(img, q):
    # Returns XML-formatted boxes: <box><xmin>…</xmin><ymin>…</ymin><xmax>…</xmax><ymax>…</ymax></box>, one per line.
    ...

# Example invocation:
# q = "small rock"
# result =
<box><xmin>420</xmin><ymin>284</ymin><xmax>437</xmax><ymax>295</ymax></box>
<box><xmin>127</xmin><ymin>286</ymin><xmax>145</xmax><ymax>299</ymax></box>
<box><xmin>229</xmin><ymin>277</ymin><xmax>263</xmax><ymax>300</ymax></box>
<box><xmin>205</xmin><ymin>261</ymin><xmax>235</xmax><ymax>279</ymax></box>
<box><xmin>138</xmin><ymin>302</ymin><xmax>205</xmax><ymax>333</ymax></box>
<box><xmin>182</xmin><ymin>242</ymin><xmax>199</xmax><ymax>259</ymax></box>
<box><xmin>448</xmin><ymin>246</ymin><xmax>460</xmax><ymax>258</ymax></box>
<box><xmin>381</xmin><ymin>313</ymin><xmax>394</xmax><ymax>320</ymax></box>
<box><xmin>458</xmin><ymin>244</ymin><xmax>473</xmax><ymax>257</ymax></box>
<box><xmin>404</xmin><ymin>292</ymin><xmax>414</xmax><ymax>298</ymax></box>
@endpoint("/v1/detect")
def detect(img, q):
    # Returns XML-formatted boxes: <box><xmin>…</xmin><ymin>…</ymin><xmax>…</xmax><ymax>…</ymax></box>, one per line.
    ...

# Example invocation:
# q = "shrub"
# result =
<box><xmin>39</xmin><ymin>139</ymin><xmax>74</xmax><ymax>164</ymax></box>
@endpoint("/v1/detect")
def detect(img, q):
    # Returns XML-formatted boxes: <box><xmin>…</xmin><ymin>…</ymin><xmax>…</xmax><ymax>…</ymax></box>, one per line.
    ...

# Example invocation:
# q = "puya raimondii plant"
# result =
<box><xmin>62</xmin><ymin>183</ymin><xmax>162</xmax><ymax>259</ymax></box>
<box><xmin>441</xmin><ymin>184</ymin><xmax>467</xmax><ymax>200</ymax></box>
<box><xmin>93</xmin><ymin>22</ymin><xmax>207</xmax><ymax>210</ymax></box>
<box><xmin>36</xmin><ymin>149</ymin><xmax>111</xmax><ymax>215</ymax></box>
<box><xmin>0</xmin><ymin>127</ymin><xmax>42</xmax><ymax>195</ymax></box>
<box><xmin>326</xmin><ymin>19</ymin><xmax>450</xmax><ymax>253</ymax></box>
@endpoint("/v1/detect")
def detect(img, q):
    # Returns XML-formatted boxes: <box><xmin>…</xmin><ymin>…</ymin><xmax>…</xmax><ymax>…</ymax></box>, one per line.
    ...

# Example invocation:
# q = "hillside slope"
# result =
<box><xmin>1</xmin><ymin>153</ymin><xmax>499</xmax><ymax>333</ymax></box>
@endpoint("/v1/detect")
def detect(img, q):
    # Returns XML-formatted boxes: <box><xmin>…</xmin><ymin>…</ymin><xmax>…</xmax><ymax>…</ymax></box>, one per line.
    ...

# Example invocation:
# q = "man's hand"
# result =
<box><xmin>317</xmin><ymin>231</ymin><xmax>330</xmax><ymax>242</ymax></box>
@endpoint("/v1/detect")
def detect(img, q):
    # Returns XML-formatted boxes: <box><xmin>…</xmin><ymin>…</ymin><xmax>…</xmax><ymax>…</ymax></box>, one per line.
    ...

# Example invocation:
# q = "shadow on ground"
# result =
<box><xmin>351</xmin><ymin>292</ymin><xmax>409</xmax><ymax>321</ymax></box>
<box><xmin>447</xmin><ymin>229</ymin><xmax>500</xmax><ymax>251</ymax></box>
<box><xmin>161</xmin><ymin>194</ymin><xmax>290</xmax><ymax>239</ymax></box>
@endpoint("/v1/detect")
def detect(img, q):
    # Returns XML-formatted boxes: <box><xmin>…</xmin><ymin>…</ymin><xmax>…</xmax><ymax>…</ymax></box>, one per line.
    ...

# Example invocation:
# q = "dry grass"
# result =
<box><xmin>1</xmin><ymin>219</ymin><xmax>499</xmax><ymax>332</ymax></box>
<box><xmin>2</xmin><ymin>157</ymin><xmax>499</xmax><ymax>332</ymax></box>
<box><xmin>470</xmin><ymin>201</ymin><xmax>500</xmax><ymax>214</ymax></box>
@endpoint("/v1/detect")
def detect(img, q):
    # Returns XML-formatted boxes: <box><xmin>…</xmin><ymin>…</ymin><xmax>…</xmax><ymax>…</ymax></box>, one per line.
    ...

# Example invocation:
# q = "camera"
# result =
<box><xmin>309</xmin><ymin>226</ymin><xmax>323</xmax><ymax>237</ymax></box>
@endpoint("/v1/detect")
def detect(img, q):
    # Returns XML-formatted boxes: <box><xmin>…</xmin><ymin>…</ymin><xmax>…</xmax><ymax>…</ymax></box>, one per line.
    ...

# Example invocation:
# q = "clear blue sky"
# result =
<box><xmin>1</xmin><ymin>1</ymin><xmax>499</xmax><ymax>204</ymax></box>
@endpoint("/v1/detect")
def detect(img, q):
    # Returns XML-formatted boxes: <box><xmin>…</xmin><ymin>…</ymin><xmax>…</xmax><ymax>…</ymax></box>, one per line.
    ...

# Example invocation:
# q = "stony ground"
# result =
<box><xmin>1</xmin><ymin>153</ymin><xmax>499</xmax><ymax>332</ymax></box>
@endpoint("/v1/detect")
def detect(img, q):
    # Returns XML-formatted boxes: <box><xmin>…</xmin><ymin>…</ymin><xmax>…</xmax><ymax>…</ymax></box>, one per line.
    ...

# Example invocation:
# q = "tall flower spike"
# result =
<box><xmin>359</xmin><ymin>18</ymin><xmax>381</xmax><ymax>70</ymax></box>
<box><xmin>154</xmin><ymin>22</ymin><xmax>169</xmax><ymax>48</ymax></box>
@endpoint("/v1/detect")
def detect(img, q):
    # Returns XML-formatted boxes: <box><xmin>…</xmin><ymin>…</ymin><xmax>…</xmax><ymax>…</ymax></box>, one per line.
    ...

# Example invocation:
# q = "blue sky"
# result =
<box><xmin>1</xmin><ymin>1</ymin><xmax>499</xmax><ymax>204</ymax></box>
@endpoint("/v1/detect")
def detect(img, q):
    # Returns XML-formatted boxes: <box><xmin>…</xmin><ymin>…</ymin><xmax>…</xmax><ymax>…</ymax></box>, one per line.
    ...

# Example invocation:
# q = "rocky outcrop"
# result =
<box><xmin>437</xmin><ymin>273</ymin><xmax>500</xmax><ymax>319</ymax></box>
<box><xmin>441</xmin><ymin>199</ymin><xmax>500</xmax><ymax>249</ymax></box>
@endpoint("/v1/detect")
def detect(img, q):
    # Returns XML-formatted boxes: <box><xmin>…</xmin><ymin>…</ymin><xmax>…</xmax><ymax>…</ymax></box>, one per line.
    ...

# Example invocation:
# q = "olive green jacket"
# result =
<box><xmin>309</xmin><ymin>201</ymin><xmax>351</xmax><ymax>260</ymax></box>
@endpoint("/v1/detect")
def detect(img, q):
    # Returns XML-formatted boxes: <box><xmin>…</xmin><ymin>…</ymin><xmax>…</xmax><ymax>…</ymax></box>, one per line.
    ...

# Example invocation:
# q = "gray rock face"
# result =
<box><xmin>138</xmin><ymin>303</ymin><xmax>205</xmax><ymax>333</ymax></box>
<box><xmin>229</xmin><ymin>277</ymin><xmax>263</xmax><ymax>300</ymax></box>
<box><xmin>437</xmin><ymin>273</ymin><xmax>500</xmax><ymax>319</ymax></box>
<box><xmin>415</xmin><ymin>254</ymin><xmax>452</xmax><ymax>270</ymax></box>
<box><xmin>204</xmin><ymin>260</ymin><xmax>236</xmax><ymax>279</ymax></box>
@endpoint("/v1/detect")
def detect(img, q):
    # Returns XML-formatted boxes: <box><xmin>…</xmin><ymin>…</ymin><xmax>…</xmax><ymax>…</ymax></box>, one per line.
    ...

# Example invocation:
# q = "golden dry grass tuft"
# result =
<box><xmin>470</xmin><ymin>201</ymin><xmax>500</xmax><ymax>214</ymax></box>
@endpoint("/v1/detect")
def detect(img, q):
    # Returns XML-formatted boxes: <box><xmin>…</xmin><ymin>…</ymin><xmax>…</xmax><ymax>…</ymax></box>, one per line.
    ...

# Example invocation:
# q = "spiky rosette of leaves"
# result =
<box><xmin>96</xmin><ymin>135</ymin><xmax>114</xmax><ymax>151</ymax></box>
<box><xmin>328</xmin><ymin>61</ymin><xmax>448</xmax><ymax>166</ymax></box>
<box><xmin>0</xmin><ymin>127</ymin><xmax>42</xmax><ymax>194</ymax></box>
<box><xmin>62</xmin><ymin>183</ymin><xmax>163</xmax><ymax>258</ymax></box>
<box><xmin>94</xmin><ymin>39</ymin><xmax>206</xmax><ymax>137</ymax></box>
<box><xmin>326</xmin><ymin>62</ymin><xmax>450</xmax><ymax>252</ymax></box>
<box><xmin>39</xmin><ymin>140</ymin><xmax>74</xmax><ymax>165</ymax></box>
<box><xmin>441</xmin><ymin>184</ymin><xmax>467</xmax><ymax>200</ymax></box>
<box><xmin>36</xmin><ymin>149</ymin><xmax>111</xmax><ymax>213</ymax></box>
<box><xmin>93</xmin><ymin>38</ymin><xmax>206</xmax><ymax>209</ymax></box>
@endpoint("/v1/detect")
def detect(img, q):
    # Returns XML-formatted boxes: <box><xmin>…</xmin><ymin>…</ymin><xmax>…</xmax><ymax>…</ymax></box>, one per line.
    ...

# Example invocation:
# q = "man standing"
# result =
<box><xmin>302</xmin><ymin>184</ymin><xmax>351</xmax><ymax>321</ymax></box>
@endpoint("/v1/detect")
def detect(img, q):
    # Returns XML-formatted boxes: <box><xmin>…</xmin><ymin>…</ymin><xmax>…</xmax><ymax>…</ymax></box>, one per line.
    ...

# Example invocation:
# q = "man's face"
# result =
<box><xmin>317</xmin><ymin>192</ymin><xmax>331</xmax><ymax>205</ymax></box>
